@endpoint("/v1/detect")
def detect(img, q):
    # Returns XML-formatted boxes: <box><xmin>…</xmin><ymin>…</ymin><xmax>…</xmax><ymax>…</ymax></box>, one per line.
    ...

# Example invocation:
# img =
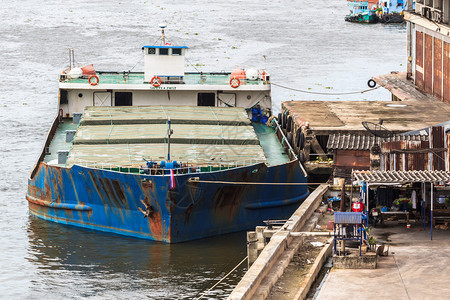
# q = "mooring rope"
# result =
<box><xmin>194</xmin><ymin>255</ymin><xmax>248</xmax><ymax>300</ymax></box>
<box><xmin>271</xmin><ymin>82</ymin><xmax>381</xmax><ymax>95</ymax></box>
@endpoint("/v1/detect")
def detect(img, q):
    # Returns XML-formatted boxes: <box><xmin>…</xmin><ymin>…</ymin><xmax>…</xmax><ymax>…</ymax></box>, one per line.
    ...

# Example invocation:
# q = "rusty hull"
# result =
<box><xmin>27</xmin><ymin>160</ymin><xmax>309</xmax><ymax>243</ymax></box>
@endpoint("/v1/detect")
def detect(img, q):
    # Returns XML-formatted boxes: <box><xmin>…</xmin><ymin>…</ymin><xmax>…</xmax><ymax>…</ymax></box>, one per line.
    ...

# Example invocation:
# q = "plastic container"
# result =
<box><xmin>251</xmin><ymin>108</ymin><xmax>261</xmax><ymax>122</ymax></box>
<box><xmin>261</xmin><ymin>115</ymin><xmax>269</xmax><ymax>124</ymax></box>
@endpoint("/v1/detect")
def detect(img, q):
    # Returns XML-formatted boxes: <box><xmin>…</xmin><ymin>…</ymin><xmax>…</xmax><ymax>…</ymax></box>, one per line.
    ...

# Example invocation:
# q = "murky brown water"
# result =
<box><xmin>0</xmin><ymin>0</ymin><xmax>405</xmax><ymax>298</ymax></box>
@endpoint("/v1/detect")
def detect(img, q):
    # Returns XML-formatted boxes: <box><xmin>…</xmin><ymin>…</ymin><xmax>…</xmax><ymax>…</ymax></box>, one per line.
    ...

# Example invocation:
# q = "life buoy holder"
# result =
<box><xmin>367</xmin><ymin>79</ymin><xmax>376</xmax><ymax>88</ymax></box>
<box><xmin>88</xmin><ymin>75</ymin><xmax>99</xmax><ymax>86</ymax></box>
<box><xmin>151</xmin><ymin>76</ymin><xmax>162</xmax><ymax>87</ymax></box>
<box><xmin>230</xmin><ymin>77</ymin><xmax>240</xmax><ymax>88</ymax></box>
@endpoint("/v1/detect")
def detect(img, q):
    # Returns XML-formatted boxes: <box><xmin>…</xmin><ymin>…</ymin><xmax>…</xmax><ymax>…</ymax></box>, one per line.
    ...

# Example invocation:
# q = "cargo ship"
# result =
<box><xmin>26</xmin><ymin>27</ymin><xmax>309</xmax><ymax>243</ymax></box>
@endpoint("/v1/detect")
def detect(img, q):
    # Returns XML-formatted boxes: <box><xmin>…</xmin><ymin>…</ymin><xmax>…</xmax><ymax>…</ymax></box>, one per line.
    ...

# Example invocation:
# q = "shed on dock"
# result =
<box><xmin>280</xmin><ymin>95</ymin><xmax>450</xmax><ymax>181</ymax></box>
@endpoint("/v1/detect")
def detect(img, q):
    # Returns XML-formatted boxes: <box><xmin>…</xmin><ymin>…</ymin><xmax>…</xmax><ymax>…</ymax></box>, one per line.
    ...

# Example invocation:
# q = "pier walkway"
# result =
<box><xmin>316</xmin><ymin>223</ymin><xmax>450</xmax><ymax>300</ymax></box>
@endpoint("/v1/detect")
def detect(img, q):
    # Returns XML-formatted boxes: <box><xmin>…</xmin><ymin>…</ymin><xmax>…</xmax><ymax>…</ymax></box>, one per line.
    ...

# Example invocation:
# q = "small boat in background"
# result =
<box><xmin>345</xmin><ymin>0</ymin><xmax>409</xmax><ymax>24</ymax></box>
<box><xmin>377</xmin><ymin>0</ymin><xmax>407</xmax><ymax>23</ymax></box>
<box><xmin>345</xmin><ymin>1</ymin><xmax>379</xmax><ymax>23</ymax></box>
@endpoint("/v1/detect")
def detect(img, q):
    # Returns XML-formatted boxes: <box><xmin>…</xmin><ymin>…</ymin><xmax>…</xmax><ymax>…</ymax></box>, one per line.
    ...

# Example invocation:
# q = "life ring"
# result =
<box><xmin>151</xmin><ymin>76</ymin><xmax>162</xmax><ymax>87</ymax></box>
<box><xmin>367</xmin><ymin>79</ymin><xmax>376</xmax><ymax>88</ymax></box>
<box><xmin>88</xmin><ymin>75</ymin><xmax>99</xmax><ymax>86</ymax></box>
<box><xmin>230</xmin><ymin>77</ymin><xmax>240</xmax><ymax>88</ymax></box>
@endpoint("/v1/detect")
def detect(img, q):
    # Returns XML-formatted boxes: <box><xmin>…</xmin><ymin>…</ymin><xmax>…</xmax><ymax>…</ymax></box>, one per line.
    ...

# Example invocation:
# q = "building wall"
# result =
<box><xmin>381</xmin><ymin>126</ymin><xmax>449</xmax><ymax>171</ymax></box>
<box><xmin>335</xmin><ymin>149</ymin><xmax>370</xmax><ymax>169</ymax></box>
<box><xmin>414</xmin><ymin>25</ymin><xmax>450</xmax><ymax>104</ymax></box>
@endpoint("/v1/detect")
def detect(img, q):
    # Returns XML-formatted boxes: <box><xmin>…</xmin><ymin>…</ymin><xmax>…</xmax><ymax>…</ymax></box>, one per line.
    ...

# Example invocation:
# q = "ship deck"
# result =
<box><xmin>44</xmin><ymin>106</ymin><xmax>289</xmax><ymax>170</ymax></box>
<box><xmin>66</xmin><ymin>72</ymin><xmax>266</xmax><ymax>86</ymax></box>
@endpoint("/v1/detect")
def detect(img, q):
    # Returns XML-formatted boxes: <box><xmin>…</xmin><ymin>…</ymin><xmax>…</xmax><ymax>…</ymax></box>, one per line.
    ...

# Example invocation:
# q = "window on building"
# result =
<box><xmin>159</xmin><ymin>48</ymin><xmax>169</xmax><ymax>55</ymax></box>
<box><xmin>115</xmin><ymin>92</ymin><xmax>132</xmax><ymax>106</ymax></box>
<box><xmin>197</xmin><ymin>93</ymin><xmax>215</xmax><ymax>106</ymax></box>
<box><xmin>172</xmin><ymin>48</ymin><xmax>182</xmax><ymax>55</ymax></box>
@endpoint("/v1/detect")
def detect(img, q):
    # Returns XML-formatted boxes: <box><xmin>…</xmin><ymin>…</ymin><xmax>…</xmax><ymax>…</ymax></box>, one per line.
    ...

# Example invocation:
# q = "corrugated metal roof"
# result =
<box><xmin>334</xmin><ymin>212</ymin><xmax>363</xmax><ymax>224</ymax></box>
<box><xmin>327</xmin><ymin>134</ymin><xmax>428</xmax><ymax>150</ymax></box>
<box><xmin>353</xmin><ymin>170</ymin><xmax>450</xmax><ymax>183</ymax></box>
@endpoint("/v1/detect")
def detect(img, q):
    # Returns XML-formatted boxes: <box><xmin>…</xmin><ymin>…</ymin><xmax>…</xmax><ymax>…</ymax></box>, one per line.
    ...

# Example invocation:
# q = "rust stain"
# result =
<box><xmin>147</xmin><ymin>211</ymin><xmax>163</xmax><ymax>241</ymax></box>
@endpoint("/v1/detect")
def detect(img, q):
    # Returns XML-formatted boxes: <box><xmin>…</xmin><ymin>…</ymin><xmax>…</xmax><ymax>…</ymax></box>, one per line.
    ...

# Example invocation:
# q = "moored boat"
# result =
<box><xmin>26</xmin><ymin>27</ymin><xmax>309</xmax><ymax>243</ymax></box>
<box><xmin>345</xmin><ymin>1</ymin><xmax>379</xmax><ymax>23</ymax></box>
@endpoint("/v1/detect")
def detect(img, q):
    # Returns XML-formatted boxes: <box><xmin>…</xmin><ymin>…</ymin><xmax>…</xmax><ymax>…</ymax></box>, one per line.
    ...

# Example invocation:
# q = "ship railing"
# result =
<box><xmin>272</xmin><ymin>117</ymin><xmax>308</xmax><ymax>177</ymax></box>
<box><xmin>72</xmin><ymin>158</ymin><xmax>267</xmax><ymax>175</ymax></box>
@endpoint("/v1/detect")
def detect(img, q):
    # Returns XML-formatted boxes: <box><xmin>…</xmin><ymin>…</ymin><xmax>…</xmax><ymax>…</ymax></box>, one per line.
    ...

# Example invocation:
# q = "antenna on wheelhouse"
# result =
<box><xmin>68</xmin><ymin>48</ymin><xmax>75</xmax><ymax>70</ymax></box>
<box><xmin>159</xmin><ymin>23</ymin><xmax>167</xmax><ymax>46</ymax></box>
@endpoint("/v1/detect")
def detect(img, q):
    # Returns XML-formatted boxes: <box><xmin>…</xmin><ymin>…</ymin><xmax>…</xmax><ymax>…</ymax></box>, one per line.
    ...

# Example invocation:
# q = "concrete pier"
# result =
<box><xmin>316</xmin><ymin>223</ymin><xmax>450</xmax><ymax>299</ymax></box>
<box><xmin>228</xmin><ymin>184</ymin><xmax>329</xmax><ymax>300</ymax></box>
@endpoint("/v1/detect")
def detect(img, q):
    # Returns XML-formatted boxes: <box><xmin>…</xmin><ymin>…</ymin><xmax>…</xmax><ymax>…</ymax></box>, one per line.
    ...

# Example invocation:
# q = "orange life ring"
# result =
<box><xmin>88</xmin><ymin>75</ymin><xmax>99</xmax><ymax>86</ymax></box>
<box><xmin>151</xmin><ymin>76</ymin><xmax>162</xmax><ymax>87</ymax></box>
<box><xmin>230</xmin><ymin>77</ymin><xmax>240</xmax><ymax>88</ymax></box>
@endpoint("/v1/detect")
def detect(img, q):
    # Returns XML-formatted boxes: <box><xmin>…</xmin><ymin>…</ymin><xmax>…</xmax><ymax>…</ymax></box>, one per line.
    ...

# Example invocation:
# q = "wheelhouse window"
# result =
<box><xmin>159</xmin><ymin>48</ymin><xmax>169</xmax><ymax>55</ymax></box>
<box><xmin>115</xmin><ymin>92</ymin><xmax>132</xmax><ymax>106</ymax></box>
<box><xmin>172</xmin><ymin>48</ymin><xmax>182</xmax><ymax>55</ymax></box>
<box><xmin>147</xmin><ymin>48</ymin><xmax>156</xmax><ymax>55</ymax></box>
<box><xmin>197</xmin><ymin>93</ymin><xmax>215</xmax><ymax>106</ymax></box>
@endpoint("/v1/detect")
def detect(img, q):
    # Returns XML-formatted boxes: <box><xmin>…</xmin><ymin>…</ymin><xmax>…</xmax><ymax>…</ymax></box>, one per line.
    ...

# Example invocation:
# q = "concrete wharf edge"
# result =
<box><xmin>292</xmin><ymin>237</ymin><xmax>334</xmax><ymax>300</ymax></box>
<box><xmin>228</xmin><ymin>184</ymin><xmax>328</xmax><ymax>300</ymax></box>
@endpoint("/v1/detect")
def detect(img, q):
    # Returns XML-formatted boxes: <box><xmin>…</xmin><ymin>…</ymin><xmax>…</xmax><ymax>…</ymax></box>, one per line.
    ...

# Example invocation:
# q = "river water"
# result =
<box><xmin>0</xmin><ymin>0</ymin><xmax>405</xmax><ymax>299</ymax></box>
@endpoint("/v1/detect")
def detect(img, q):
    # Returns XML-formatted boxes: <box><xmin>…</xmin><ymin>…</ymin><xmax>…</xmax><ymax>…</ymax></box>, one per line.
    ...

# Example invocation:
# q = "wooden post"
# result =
<box><xmin>339</xmin><ymin>178</ymin><xmax>346</xmax><ymax>212</ymax></box>
<box><xmin>247</xmin><ymin>231</ymin><xmax>258</xmax><ymax>268</ymax></box>
<box><xmin>406</xmin><ymin>0</ymin><xmax>413</xmax><ymax>79</ymax></box>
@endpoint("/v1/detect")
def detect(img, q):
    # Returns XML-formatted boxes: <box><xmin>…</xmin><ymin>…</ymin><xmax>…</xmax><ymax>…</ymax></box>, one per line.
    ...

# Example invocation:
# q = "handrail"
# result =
<box><xmin>72</xmin><ymin>158</ymin><xmax>267</xmax><ymax>175</ymax></box>
<box><xmin>273</xmin><ymin>117</ymin><xmax>308</xmax><ymax>177</ymax></box>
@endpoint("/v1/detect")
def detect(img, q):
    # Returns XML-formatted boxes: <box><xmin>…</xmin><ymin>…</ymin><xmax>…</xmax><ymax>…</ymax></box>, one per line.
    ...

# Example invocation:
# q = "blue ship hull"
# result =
<box><xmin>27</xmin><ymin>160</ymin><xmax>308</xmax><ymax>243</ymax></box>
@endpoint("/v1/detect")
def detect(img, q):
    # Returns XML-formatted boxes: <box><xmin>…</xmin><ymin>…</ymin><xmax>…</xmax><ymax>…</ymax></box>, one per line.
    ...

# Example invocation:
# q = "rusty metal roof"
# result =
<box><xmin>353</xmin><ymin>170</ymin><xmax>450</xmax><ymax>183</ymax></box>
<box><xmin>327</xmin><ymin>134</ymin><xmax>428</xmax><ymax>150</ymax></box>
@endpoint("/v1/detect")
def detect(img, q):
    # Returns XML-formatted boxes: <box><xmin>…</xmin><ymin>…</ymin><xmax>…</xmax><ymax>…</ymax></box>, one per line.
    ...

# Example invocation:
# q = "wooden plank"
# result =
<box><xmin>444</xmin><ymin>42</ymin><xmax>450</xmax><ymax>105</ymax></box>
<box><xmin>415</xmin><ymin>31</ymin><xmax>424</xmax><ymax>90</ymax></box>
<box><xmin>433</xmin><ymin>37</ymin><xmax>442</xmax><ymax>99</ymax></box>
<box><xmin>424</xmin><ymin>33</ymin><xmax>433</xmax><ymax>94</ymax></box>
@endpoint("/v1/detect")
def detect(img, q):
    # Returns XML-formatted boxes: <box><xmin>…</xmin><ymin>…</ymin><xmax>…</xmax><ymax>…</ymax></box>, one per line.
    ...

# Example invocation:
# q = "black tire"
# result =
<box><xmin>298</xmin><ymin>132</ymin><xmax>305</xmax><ymax>150</ymax></box>
<box><xmin>295</xmin><ymin>130</ymin><xmax>301</xmax><ymax>147</ymax></box>
<box><xmin>298</xmin><ymin>151</ymin><xmax>306</xmax><ymax>162</ymax></box>
<box><xmin>287</xmin><ymin>132</ymin><xmax>293</xmax><ymax>146</ymax></box>
<box><xmin>282</xmin><ymin>113</ymin><xmax>287</xmax><ymax>129</ymax></box>
<box><xmin>367</xmin><ymin>79</ymin><xmax>376</xmax><ymax>88</ymax></box>
<box><xmin>277</xmin><ymin>113</ymin><xmax>282</xmax><ymax>125</ymax></box>
<box><xmin>286</xmin><ymin>116</ymin><xmax>292</xmax><ymax>132</ymax></box>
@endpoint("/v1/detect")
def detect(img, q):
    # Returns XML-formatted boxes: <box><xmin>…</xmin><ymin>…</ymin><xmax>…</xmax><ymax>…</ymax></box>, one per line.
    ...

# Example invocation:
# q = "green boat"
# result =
<box><xmin>345</xmin><ymin>1</ymin><xmax>378</xmax><ymax>23</ymax></box>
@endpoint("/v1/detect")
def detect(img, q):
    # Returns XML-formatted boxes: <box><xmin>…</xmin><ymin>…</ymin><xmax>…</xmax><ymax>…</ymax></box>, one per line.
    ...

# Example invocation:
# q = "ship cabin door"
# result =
<box><xmin>197</xmin><ymin>93</ymin><xmax>215</xmax><ymax>106</ymax></box>
<box><xmin>217</xmin><ymin>93</ymin><xmax>236</xmax><ymax>107</ymax></box>
<box><xmin>93</xmin><ymin>92</ymin><xmax>112</xmax><ymax>106</ymax></box>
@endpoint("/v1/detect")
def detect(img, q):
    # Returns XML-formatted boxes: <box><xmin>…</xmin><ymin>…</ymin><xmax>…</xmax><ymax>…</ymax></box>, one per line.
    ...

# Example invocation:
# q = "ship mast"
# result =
<box><xmin>159</xmin><ymin>23</ymin><xmax>166</xmax><ymax>46</ymax></box>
